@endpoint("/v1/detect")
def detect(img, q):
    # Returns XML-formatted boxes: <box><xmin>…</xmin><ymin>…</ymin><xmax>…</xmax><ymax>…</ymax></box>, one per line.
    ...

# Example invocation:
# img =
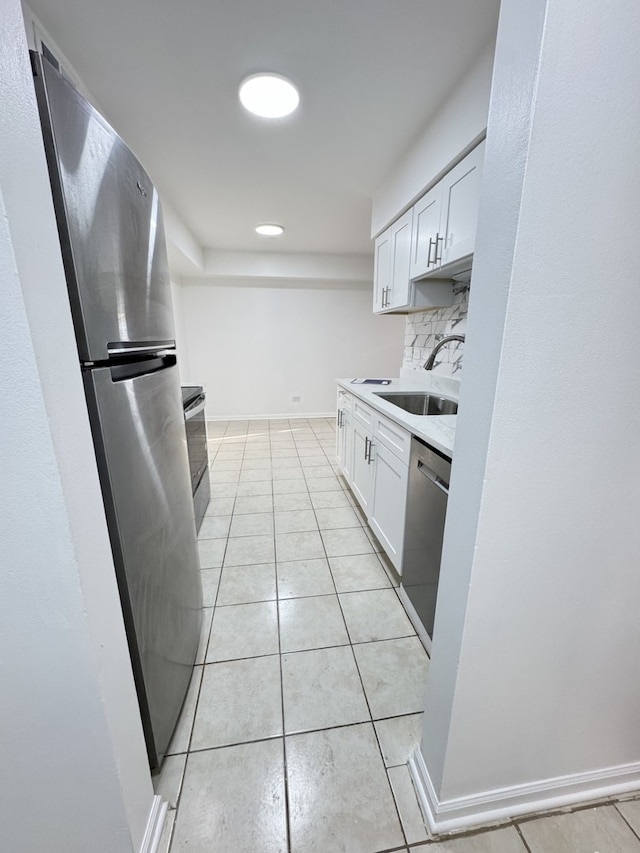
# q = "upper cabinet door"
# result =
<box><xmin>410</xmin><ymin>186</ymin><xmax>441</xmax><ymax>280</ymax></box>
<box><xmin>373</xmin><ymin>226</ymin><xmax>392</xmax><ymax>312</ymax></box>
<box><xmin>387</xmin><ymin>208</ymin><xmax>414</xmax><ymax>310</ymax></box>
<box><xmin>439</xmin><ymin>140</ymin><xmax>485</xmax><ymax>270</ymax></box>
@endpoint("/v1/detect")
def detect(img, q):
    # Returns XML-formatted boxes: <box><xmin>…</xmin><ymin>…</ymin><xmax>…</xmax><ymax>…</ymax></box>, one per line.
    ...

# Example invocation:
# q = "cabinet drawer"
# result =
<box><xmin>352</xmin><ymin>398</ymin><xmax>375</xmax><ymax>430</ymax></box>
<box><xmin>373</xmin><ymin>412</ymin><xmax>411</xmax><ymax>465</ymax></box>
<box><xmin>337</xmin><ymin>388</ymin><xmax>353</xmax><ymax>412</ymax></box>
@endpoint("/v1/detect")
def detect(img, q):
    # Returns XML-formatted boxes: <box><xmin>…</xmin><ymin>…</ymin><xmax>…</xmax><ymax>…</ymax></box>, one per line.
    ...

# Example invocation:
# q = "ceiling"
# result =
<box><xmin>27</xmin><ymin>0</ymin><xmax>500</xmax><ymax>257</ymax></box>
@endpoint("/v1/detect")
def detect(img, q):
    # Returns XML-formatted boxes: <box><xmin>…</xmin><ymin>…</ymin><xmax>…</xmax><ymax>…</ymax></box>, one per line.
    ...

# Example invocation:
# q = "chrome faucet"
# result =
<box><xmin>423</xmin><ymin>334</ymin><xmax>465</xmax><ymax>370</ymax></box>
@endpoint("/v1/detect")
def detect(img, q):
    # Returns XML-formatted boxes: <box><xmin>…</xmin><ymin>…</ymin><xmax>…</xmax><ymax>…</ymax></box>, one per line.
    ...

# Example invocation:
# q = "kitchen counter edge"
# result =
<box><xmin>336</xmin><ymin>377</ymin><xmax>457</xmax><ymax>459</ymax></box>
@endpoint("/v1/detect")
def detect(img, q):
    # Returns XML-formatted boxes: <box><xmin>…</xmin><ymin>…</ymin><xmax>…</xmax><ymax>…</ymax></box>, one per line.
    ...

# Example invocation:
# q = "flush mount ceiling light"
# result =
<box><xmin>255</xmin><ymin>223</ymin><xmax>284</xmax><ymax>237</ymax></box>
<box><xmin>239</xmin><ymin>73</ymin><xmax>300</xmax><ymax>118</ymax></box>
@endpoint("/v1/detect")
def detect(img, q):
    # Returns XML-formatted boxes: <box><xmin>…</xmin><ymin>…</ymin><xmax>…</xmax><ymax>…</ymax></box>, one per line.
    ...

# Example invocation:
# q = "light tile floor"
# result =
<box><xmin>155</xmin><ymin>417</ymin><xmax>640</xmax><ymax>853</ymax></box>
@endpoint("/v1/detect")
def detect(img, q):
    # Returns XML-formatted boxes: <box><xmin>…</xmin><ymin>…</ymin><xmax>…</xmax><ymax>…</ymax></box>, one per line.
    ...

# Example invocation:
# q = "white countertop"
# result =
<box><xmin>337</xmin><ymin>373</ymin><xmax>459</xmax><ymax>458</ymax></box>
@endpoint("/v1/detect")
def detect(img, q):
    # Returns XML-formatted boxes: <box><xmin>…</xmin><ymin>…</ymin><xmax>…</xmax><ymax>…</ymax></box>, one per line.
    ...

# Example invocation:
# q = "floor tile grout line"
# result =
<box><xmin>212</xmin><ymin>583</ymin><xmax>403</xmax><ymax>608</ymax></box>
<box><xmin>271</xmin><ymin>443</ymin><xmax>293</xmax><ymax>853</ymax></box>
<box><xmin>164</xmin><ymin>664</ymin><xmax>206</xmax><ymax>852</ymax></box>
<box><xmin>270</xmin><ymin>432</ymin><xmax>298</xmax><ymax>853</ymax></box>
<box><xmin>369</xmin><ymin>846</ymin><xmax>412</xmax><ymax>853</ymax></box>
<box><xmin>514</xmin><ymin>822</ymin><xmax>534</xmax><ymax>853</ymax></box>
<box><xmin>202</xmin><ymin>633</ymin><xmax>423</xmax><ymax>664</ymax></box>
<box><xmin>310</xmin><ymin>475</ymin><xmax>412</xmax><ymax>850</ymax></box>
<box><xmin>611</xmin><ymin>803</ymin><xmax>640</xmax><ymax>845</ymax></box>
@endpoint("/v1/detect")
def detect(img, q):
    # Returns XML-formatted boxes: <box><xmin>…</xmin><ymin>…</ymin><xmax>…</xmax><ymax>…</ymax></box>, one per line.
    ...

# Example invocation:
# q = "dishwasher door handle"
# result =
<box><xmin>417</xmin><ymin>460</ymin><xmax>449</xmax><ymax>494</ymax></box>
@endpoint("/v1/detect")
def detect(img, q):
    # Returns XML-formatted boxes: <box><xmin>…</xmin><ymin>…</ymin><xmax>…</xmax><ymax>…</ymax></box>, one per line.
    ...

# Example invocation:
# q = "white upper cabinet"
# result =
<box><xmin>374</xmin><ymin>208</ymin><xmax>451</xmax><ymax>314</ymax></box>
<box><xmin>387</xmin><ymin>209</ymin><xmax>413</xmax><ymax>310</ymax></box>
<box><xmin>374</xmin><ymin>140</ymin><xmax>485</xmax><ymax>314</ymax></box>
<box><xmin>410</xmin><ymin>185</ymin><xmax>441</xmax><ymax>280</ymax></box>
<box><xmin>410</xmin><ymin>140</ymin><xmax>485</xmax><ymax>280</ymax></box>
<box><xmin>373</xmin><ymin>228</ymin><xmax>392</xmax><ymax>312</ymax></box>
<box><xmin>373</xmin><ymin>209</ymin><xmax>413</xmax><ymax>312</ymax></box>
<box><xmin>439</xmin><ymin>140</ymin><xmax>485</xmax><ymax>270</ymax></box>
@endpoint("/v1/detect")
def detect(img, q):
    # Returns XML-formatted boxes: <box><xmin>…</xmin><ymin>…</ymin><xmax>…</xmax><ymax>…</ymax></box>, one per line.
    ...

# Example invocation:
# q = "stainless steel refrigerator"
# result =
<box><xmin>32</xmin><ymin>52</ymin><xmax>202</xmax><ymax>770</ymax></box>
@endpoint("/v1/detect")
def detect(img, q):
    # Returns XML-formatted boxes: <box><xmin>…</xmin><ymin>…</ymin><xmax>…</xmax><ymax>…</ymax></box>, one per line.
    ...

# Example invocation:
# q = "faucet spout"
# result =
<box><xmin>423</xmin><ymin>334</ymin><xmax>465</xmax><ymax>370</ymax></box>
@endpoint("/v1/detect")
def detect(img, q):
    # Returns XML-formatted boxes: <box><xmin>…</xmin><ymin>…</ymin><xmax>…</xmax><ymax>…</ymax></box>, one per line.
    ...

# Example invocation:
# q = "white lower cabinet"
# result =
<box><xmin>336</xmin><ymin>411</ymin><xmax>352</xmax><ymax>482</ymax></box>
<box><xmin>369</xmin><ymin>441</ymin><xmax>408</xmax><ymax>571</ymax></box>
<box><xmin>336</xmin><ymin>388</ymin><xmax>409</xmax><ymax>573</ymax></box>
<box><xmin>351</xmin><ymin>418</ymin><xmax>375</xmax><ymax>514</ymax></box>
<box><xmin>336</xmin><ymin>391</ymin><xmax>353</xmax><ymax>483</ymax></box>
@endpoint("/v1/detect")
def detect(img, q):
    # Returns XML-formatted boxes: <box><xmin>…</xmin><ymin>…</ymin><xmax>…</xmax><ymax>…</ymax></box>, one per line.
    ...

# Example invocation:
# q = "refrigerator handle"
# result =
<box><xmin>109</xmin><ymin>353</ymin><xmax>177</xmax><ymax>383</ymax></box>
<box><xmin>107</xmin><ymin>340</ymin><xmax>175</xmax><ymax>356</ymax></box>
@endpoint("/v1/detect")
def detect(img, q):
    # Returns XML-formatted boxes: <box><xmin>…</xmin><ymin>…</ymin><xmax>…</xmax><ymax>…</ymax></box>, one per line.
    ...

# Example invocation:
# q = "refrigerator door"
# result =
<box><xmin>34</xmin><ymin>55</ymin><xmax>175</xmax><ymax>361</ymax></box>
<box><xmin>84</xmin><ymin>356</ymin><xmax>202</xmax><ymax>768</ymax></box>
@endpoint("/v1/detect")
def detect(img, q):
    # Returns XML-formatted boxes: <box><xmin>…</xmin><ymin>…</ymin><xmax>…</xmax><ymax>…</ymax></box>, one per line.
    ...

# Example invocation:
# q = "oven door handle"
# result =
<box><xmin>184</xmin><ymin>397</ymin><xmax>206</xmax><ymax>420</ymax></box>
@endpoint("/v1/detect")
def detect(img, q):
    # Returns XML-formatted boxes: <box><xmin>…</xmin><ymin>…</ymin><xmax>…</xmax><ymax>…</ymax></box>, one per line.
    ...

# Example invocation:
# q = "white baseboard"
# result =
<box><xmin>139</xmin><ymin>796</ymin><xmax>168</xmax><ymax>853</ymax></box>
<box><xmin>409</xmin><ymin>747</ymin><xmax>640</xmax><ymax>835</ymax></box>
<box><xmin>206</xmin><ymin>411</ymin><xmax>335</xmax><ymax>422</ymax></box>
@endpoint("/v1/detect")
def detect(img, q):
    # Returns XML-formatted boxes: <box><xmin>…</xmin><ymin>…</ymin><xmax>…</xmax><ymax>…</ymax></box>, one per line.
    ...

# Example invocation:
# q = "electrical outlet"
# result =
<box><xmin>292</xmin><ymin>395</ymin><xmax>301</xmax><ymax>402</ymax></box>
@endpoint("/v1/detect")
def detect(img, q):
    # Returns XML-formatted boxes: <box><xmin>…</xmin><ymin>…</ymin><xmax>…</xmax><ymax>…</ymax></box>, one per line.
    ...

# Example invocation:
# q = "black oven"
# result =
<box><xmin>181</xmin><ymin>386</ymin><xmax>210</xmax><ymax>532</ymax></box>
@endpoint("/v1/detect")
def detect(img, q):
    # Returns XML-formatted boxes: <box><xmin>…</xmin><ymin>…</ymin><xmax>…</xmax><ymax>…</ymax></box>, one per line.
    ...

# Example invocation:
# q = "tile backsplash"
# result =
<box><xmin>402</xmin><ymin>285</ymin><xmax>469</xmax><ymax>375</ymax></box>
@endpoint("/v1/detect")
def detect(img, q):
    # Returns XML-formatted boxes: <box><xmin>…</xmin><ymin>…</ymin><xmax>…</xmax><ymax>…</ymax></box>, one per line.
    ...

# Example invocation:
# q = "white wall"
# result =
<box><xmin>170</xmin><ymin>279</ymin><xmax>190</xmax><ymax>383</ymax></box>
<box><xmin>2</xmin><ymin>2</ymin><xmax>155</xmax><ymax>849</ymax></box>
<box><xmin>181</xmin><ymin>278</ymin><xmax>405</xmax><ymax>417</ymax></box>
<box><xmin>414</xmin><ymin>0</ymin><xmax>640</xmax><ymax>832</ymax></box>
<box><xmin>371</xmin><ymin>41</ymin><xmax>495</xmax><ymax>237</ymax></box>
<box><xmin>202</xmin><ymin>249</ymin><xmax>373</xmax><ymax>282</ymax></box>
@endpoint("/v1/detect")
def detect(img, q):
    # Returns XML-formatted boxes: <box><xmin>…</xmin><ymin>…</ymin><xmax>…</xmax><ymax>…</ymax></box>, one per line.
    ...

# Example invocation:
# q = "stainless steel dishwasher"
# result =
<box><xmin>400</xmin><ymin>436</ymin><xmax>451</xmax><ymax>652</ymax></box>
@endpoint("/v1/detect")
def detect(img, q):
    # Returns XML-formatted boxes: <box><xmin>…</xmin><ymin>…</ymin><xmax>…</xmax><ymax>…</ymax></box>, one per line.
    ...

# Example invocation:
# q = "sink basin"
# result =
<box><xmin>374</xmin><ymin>392</ymin><xmax>458</xmax><ymax>416</ymax></box>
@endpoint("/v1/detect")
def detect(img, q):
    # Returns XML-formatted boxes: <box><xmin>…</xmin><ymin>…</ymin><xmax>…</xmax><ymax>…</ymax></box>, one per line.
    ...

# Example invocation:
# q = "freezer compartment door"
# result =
<box><xmin>36</xmin><ymin>55</ymin><xmax>175</xmax><ymax>361</ymax></box>
<box><xmin>85</xmin><ymin>358</ymin><xmax>202</xmax><ymax>768</ymax></box>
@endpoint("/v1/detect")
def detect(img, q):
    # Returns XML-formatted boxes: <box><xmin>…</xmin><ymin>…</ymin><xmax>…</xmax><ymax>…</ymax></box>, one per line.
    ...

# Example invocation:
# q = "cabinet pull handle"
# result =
<box><xmin>364</xmin><ymin>436</ymin><xmax>369</xmax><ymax>460</ymax></box>
<box><xmin>427</xmin><ymin>237</ymin><xmax>436</xmax><ymax>267</ymax></box>
<box><xmin>434</xmin><ymin>233</ymin><xmax>443</xmax><ymax>265</ymax></box>
<box><xmin>338</xmin><ymin>409</ymin><xmax>342</xmax><ymax>427</ymax></box>
<box><xmin>367</xmin><ymin>439</ymin><xmax>374</xmax><ymax>465</ymax></box>
<box><xmin>382</xmin><ymin>286</ymin><xmax>388</xmax><ymax>308</ymax></box>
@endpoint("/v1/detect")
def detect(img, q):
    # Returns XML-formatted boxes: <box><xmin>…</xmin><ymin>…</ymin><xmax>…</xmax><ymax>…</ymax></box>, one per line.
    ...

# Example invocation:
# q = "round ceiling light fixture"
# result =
<box><xmin>239</xmin><ymin>73</ymin><xmax>300</xmax><ymax>118</ymax></box>
<box><xmin>255</xmin><ymin>223</ymin><xmax>284</xmax><ymax>237</ymax></box>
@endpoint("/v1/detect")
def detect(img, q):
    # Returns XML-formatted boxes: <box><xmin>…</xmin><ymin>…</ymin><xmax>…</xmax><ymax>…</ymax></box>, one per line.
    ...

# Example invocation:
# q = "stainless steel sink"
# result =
<box><xmin>374</xmin><ymin>392</ymin><xmax>458</xmax><ymax>416</ymax></box>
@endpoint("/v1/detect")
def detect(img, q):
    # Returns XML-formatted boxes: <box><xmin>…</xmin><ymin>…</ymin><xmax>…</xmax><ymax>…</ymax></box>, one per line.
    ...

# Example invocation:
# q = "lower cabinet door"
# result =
<box><xmin>337</xmin><ymin>410</ymin><xmax>353</xmax><ymax>485</ymax></box>
<box><xmin>369</xmin><ymin>441</ymin><xmax>409</xmax><ymax>573</ymax></box>
<box><xmin>350</xmin><ymin>419</ymin><xmax>374</xmax><ymax>513</ymax></box>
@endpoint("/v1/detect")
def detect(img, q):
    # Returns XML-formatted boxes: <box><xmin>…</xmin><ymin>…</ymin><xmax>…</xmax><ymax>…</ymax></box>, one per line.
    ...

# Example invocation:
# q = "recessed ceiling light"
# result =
<box><xmin>239</xmin><ymin>73</ymin><xmax>300</xmax><ymax>118</ymax></box>
<box><xmin>255</xmin><ymin>223</ymin><xmax>284</xmax><ymax>237</ymax></box>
